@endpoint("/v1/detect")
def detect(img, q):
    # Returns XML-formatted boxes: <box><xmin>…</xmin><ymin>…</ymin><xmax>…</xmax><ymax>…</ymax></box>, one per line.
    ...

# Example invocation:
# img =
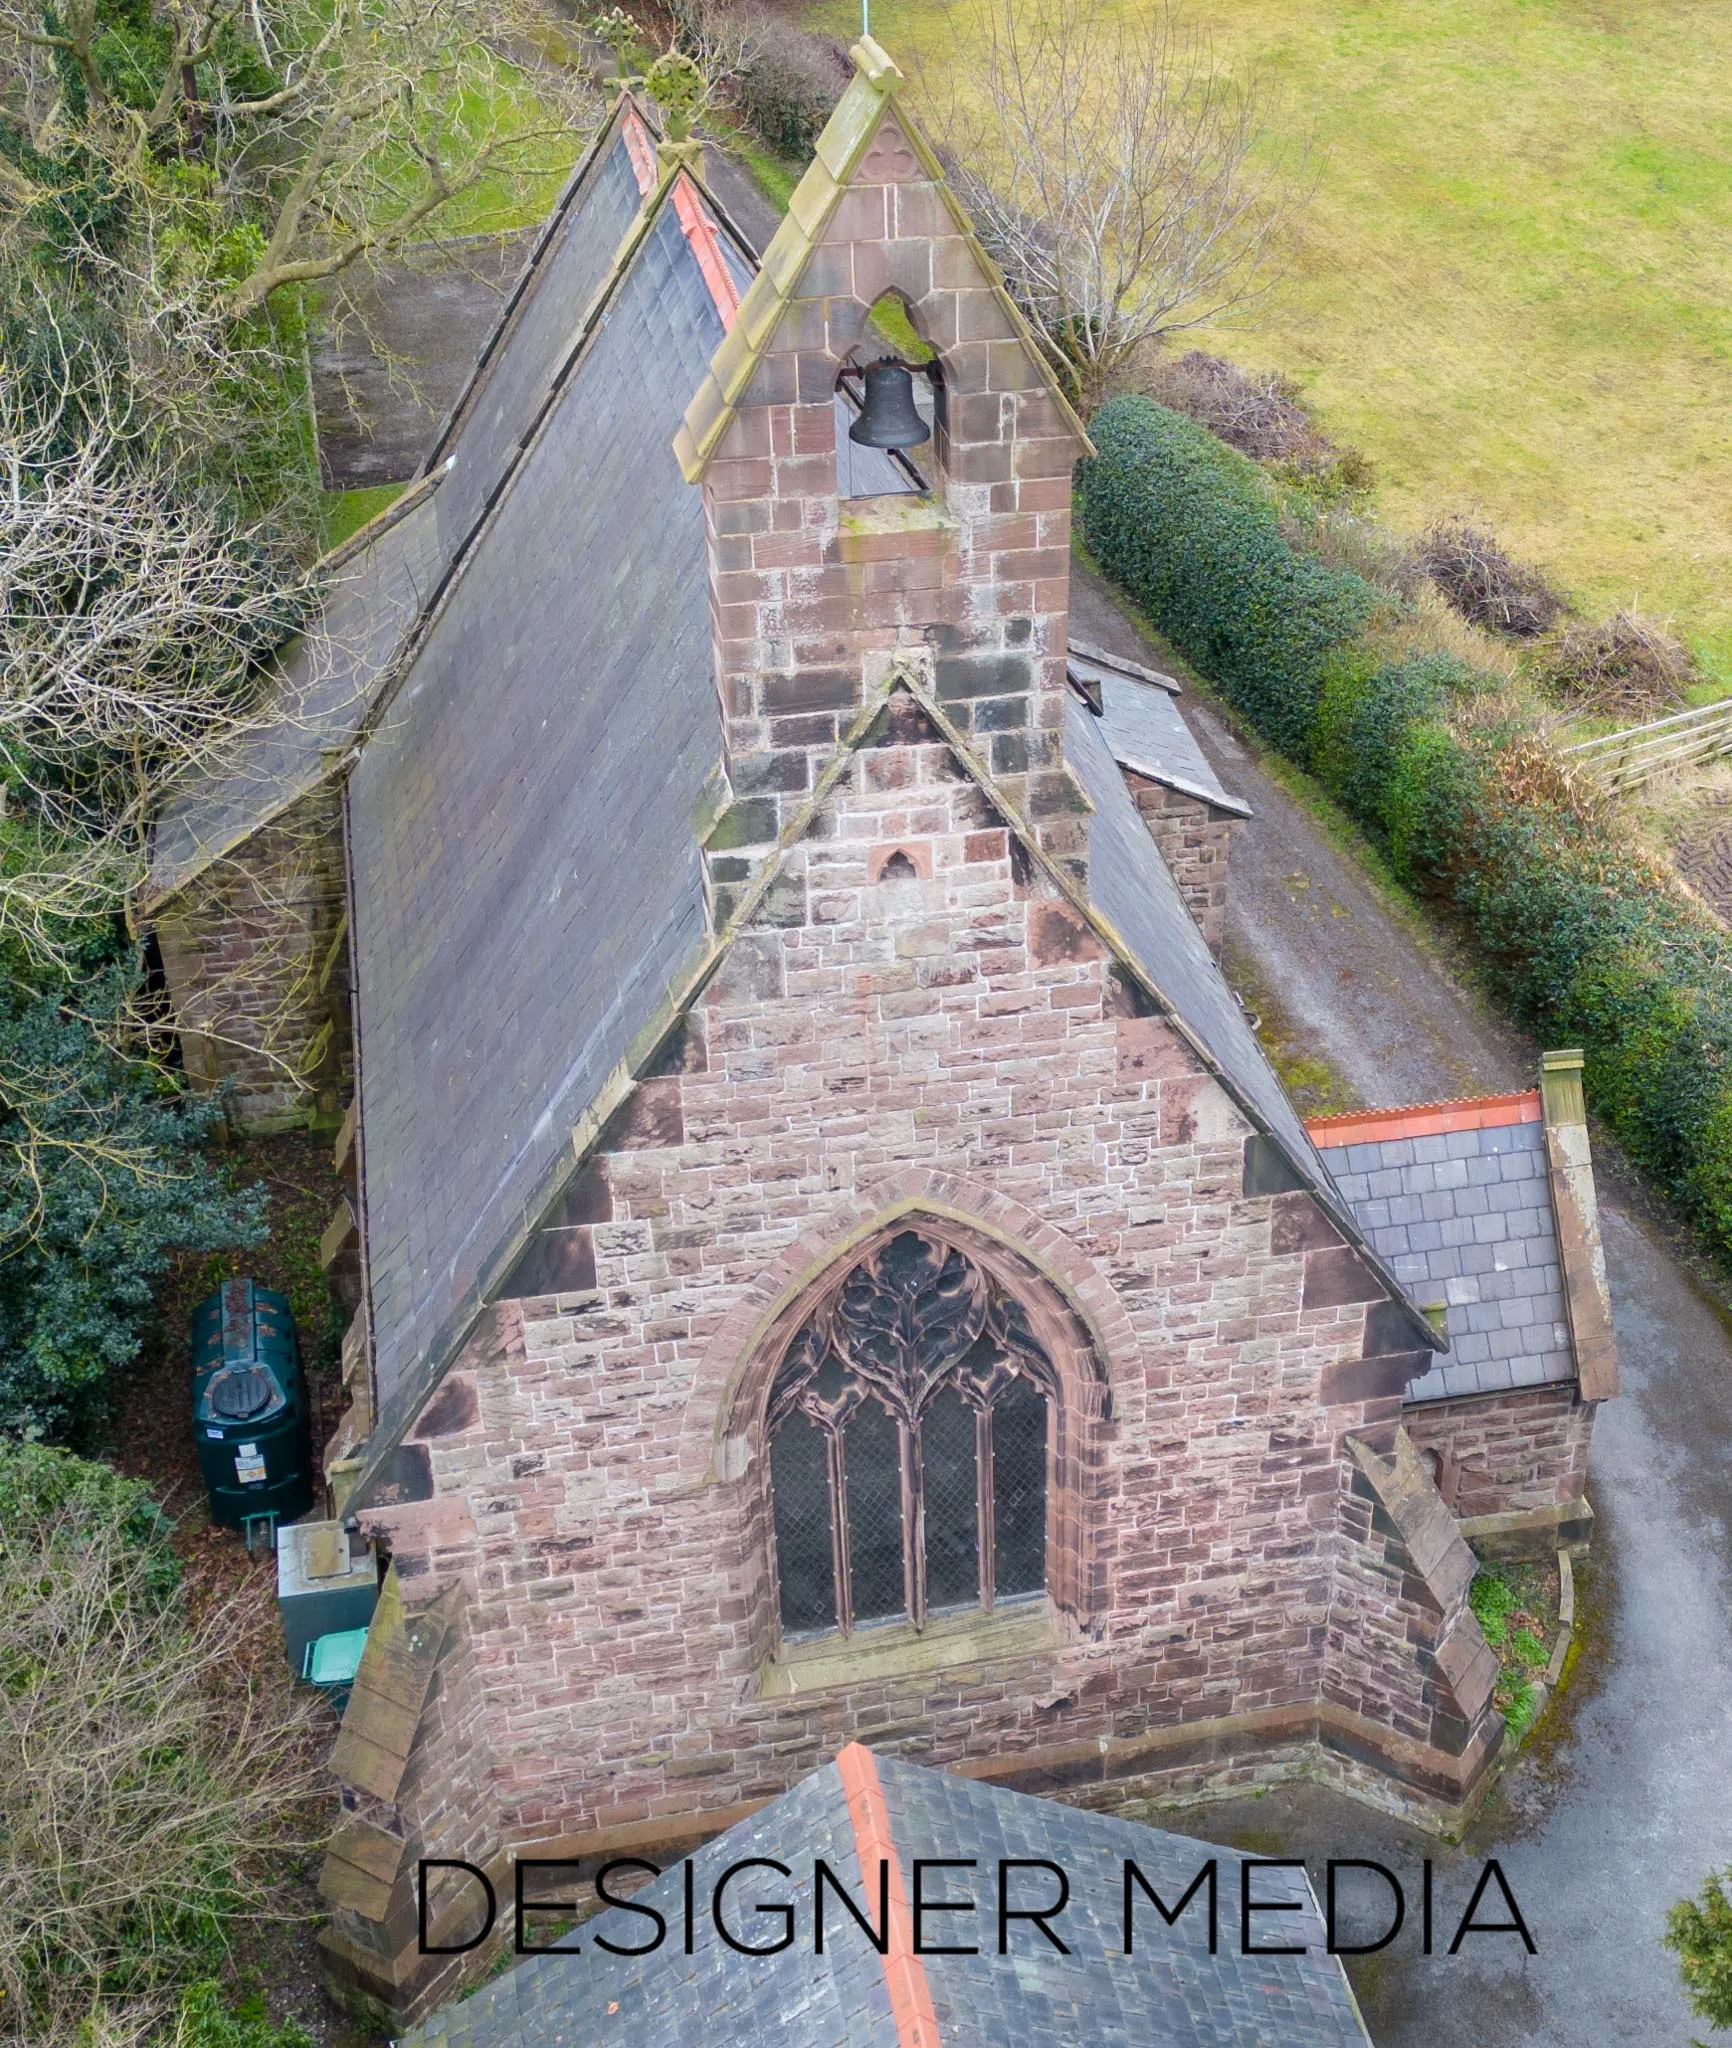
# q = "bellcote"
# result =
<box><xmin>679</xmin><ymin>38</ymin><xmax>1093</xmax><ymax>882</ymax></box>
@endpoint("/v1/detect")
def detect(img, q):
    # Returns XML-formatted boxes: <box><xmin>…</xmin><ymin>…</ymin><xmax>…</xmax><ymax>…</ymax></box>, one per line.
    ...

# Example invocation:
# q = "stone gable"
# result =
<box><xmin>330</xmin><ymin>693</ymin><xmax>1490</xmax><ymax>2021</ymax></box>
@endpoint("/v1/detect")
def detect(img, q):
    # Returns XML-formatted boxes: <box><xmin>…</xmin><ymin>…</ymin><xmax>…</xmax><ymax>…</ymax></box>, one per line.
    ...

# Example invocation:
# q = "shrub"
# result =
<box><xmin>1079</xmin><ymin>396</ymin><xmax>1382</xmax><ymax>758</ymax></box>
<box><xmin>663</xmin><ymin>0</ymin><xmax>845</xmax><ymax>159</ymax></box>
<box><xmin>1278</xmin><ymin>505</ymin><xmax>1418</xmax><ymax>599</ymax></box>
<box><xmin>1540</xmin><ymin>610</ymin><xmax>1694</xmax><ymax>719</ymax></box>
<box><xmin>0</xmin><ymin>968</ymin><xmax>265</xmax><ymax>1442</ymax></box>
<box><xmin>1313</xmin><ymin>649</ymin><xmax>1477</xmax><ymax>827</ymax></box>
<box><xmin>1413</xmin><ymin>516</ymin><xmax>1568</xmax><ymax>637</ymax></box>
<box><xmin>1140</xmin><ymin>351</ymin><xmax>1376</xmax><ymax>506</ymax></box>
<box><xmin>1080</xmin><ymin>393</ymin><xmax>1732</xmax><ymax>1266</ymax></box>
<box><xmin>0</xmin><ymin>1440</ymin><xmax>179</xmax><ymax>1600</ymax></box>
<box><xmin>1666</xmin><ymin>1869</ymin><xmax>1732</xmax><ymax>2035</ymax></box>
<box><xmin>731</xmin><ymin>11</ymin><xmax>845</xmax><ymax>159</ymax></box>
<box><xmin>0</xmin><ymin>1442</ymin><xmax>321</xmax><ymax>2043</ymax></box>
<box><xmin>1140</xmin><ymin>349</ymin><xmax>1322</xmax><ymax>464</ymax></box>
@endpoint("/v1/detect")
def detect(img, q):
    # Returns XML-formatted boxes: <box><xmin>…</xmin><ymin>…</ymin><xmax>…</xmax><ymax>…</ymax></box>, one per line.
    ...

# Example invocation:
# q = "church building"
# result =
<box><xmin>142</xmin><ymin>44</ymin><xmax>1617</xmax><ymax>2026</ymax></box>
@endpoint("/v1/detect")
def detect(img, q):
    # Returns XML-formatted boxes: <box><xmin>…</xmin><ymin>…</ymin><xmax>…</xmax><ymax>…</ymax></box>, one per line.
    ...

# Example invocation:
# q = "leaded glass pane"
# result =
<box><xmin>770</xmin><ymin>1410</ymin><xmax>835</xmax><ymax>1634</ymax></box>
<box><xmin>992</xmin><ymin>1376</ymin><xmax>1047</xmax><ymax>1599</ymax></box>
<box><xmin>845</xmin><ymin>1396</ymin><xmax>906</xmax><ymax>1625</ymax></box>
<box><xmin>921</xmin><ymin>1385</ymin><xmax>980</xmax><ymax>1612</ymax></box>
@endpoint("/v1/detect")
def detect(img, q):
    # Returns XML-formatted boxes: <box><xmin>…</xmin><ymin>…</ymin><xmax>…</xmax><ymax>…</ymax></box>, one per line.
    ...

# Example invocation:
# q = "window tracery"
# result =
<box><xmin>767</xmin><ymin>1228</ymin><xmax>1055</xmax><ymax>1638</ymax></box>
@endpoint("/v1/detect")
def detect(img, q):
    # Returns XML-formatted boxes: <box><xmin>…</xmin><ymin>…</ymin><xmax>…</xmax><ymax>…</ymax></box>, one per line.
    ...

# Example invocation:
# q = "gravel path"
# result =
<box><xmin>1074</xmin><ymin>562</ymin><xmax>1732</xmax><ymax>2046</ymax></box>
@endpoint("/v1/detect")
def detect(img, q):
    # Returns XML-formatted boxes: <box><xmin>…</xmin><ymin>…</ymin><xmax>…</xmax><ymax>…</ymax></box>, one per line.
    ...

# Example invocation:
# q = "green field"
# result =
<box><xmin>813</xmin><ymin>0</ymin><xmax>1732</xmax><ymax>680</ymax></box>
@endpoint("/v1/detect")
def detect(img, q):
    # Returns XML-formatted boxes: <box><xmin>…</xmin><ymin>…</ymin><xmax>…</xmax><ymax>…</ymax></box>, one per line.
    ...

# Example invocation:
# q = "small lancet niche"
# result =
<box><xmin>835</xmin><ymin>291</ymin><xmax>946</xmax><ymax>501</ymax></box>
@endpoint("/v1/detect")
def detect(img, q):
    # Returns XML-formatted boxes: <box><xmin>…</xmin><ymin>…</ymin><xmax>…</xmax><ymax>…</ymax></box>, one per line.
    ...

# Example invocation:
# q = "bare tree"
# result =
<box><xmin>0</xmin><ymin>0</ymin><xmax>592</xmax><ymax>320</ymax></box>
<box><xmin>0</xmin><ymin>320</ymin><xmax>316</xmax><ymax>973</ymax></box>
<box><xmin>0</xmin><ymin>1479</ymin><xmax>325</xmax><ymax>2042</ymax></box>
<box><xmin>919</xmin><ymin>0</ymin><xmax>1308</xmax><ymax>413</ymax></box>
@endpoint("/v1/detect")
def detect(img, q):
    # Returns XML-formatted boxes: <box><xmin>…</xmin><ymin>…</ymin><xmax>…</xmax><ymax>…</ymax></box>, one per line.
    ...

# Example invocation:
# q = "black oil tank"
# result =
<box><xmin>191</xmin><ymin>1277</ymin><xmax>314</xmax><ymax>1528</ymax></box>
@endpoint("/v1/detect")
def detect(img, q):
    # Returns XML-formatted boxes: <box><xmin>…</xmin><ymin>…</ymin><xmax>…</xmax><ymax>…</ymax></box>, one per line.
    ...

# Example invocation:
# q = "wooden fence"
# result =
<box><xmin>1564</xmin><ymin>697</ymin><xmax>1732</xmax><ymax>793</ymax></box>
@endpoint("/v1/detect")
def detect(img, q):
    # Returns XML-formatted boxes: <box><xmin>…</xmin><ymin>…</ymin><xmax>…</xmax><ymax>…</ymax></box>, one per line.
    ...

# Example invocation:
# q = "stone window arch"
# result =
<box><xmin>765</xmin><ymin>1226</ymin><xmax>1063</xmax><ymax>1639</ymax></box>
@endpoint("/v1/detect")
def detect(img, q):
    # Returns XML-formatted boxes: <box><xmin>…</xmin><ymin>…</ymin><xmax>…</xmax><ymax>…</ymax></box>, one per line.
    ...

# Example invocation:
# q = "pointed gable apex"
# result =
<box><xmin>675</xmin><ymin>36</ymin><xmax>1091</xmax><ymax>481</ymax></box>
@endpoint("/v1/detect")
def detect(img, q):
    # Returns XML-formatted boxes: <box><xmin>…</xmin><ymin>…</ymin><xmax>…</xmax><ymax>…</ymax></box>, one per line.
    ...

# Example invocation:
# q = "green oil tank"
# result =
<box><xmin>191</xmin><ymin>1277</ymin><xmax>314</xmax><ymax>1528</ymax></box>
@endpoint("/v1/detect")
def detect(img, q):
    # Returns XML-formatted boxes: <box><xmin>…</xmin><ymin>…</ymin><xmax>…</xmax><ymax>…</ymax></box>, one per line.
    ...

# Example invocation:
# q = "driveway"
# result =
<box><xmin>1073</xmin><ymin>565</ymin><xmax>1732</xmax><ymax>2045</ymax></box>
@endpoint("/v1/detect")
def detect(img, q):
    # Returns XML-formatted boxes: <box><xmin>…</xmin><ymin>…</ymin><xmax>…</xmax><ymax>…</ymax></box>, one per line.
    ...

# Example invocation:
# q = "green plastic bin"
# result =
<box><xmin>303</xmin><ymin>1627</ymin><xmax>369</xmax><ymax>1714</ymax></box>
<box><xmin>303</xmin><ymin>1627</ymin><xmax>369</xmax><ymax>1686</ymax></box>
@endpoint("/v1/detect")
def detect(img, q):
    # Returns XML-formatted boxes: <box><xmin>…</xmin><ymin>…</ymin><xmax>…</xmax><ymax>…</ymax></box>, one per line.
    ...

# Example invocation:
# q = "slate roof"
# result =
<box><xmin>146</xmin><ymin>100</ymin><xmax>659</xmax><ymax>908</ymax></box>
<box><xmin>1310</xmin><ymin>1094</ymin><xmax>1575</xmax><ymax>1403</ymax></box>
<box><xmin>350</xmin><ymin>186</ymin><xmax>733</xmax><ymax>1418</ymax></box>
<box><xmin>420</xmin><ymin>104</ymin><xmax>650</xmax><ymax>551</ymax></box>
<box><xmin>1070</xmin><ymin>642</ymin><xmax>1251</xmax><ymax>819</ymax></box>
<box><xmin>399</xmin><ymin>1748</ymin><xmax>1370</xmax><ymax>2048</ymax></box>
<box><xmin>144</xmin><ymin>481</ymin><xmax>446</xmax><ymax>905</ymax></box>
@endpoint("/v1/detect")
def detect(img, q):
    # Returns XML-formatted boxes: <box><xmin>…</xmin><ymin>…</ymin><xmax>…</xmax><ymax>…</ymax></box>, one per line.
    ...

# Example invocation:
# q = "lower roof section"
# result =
<box><xmin>399</xmin><ymin>1746</ymin><xmax>1371</xmax><ymax>2048</ymax></box>
<box><xmin>1311</xmin><ymin>1091</ymin><xmax>1577</xmax><ymax>1404</ymax></box>
<box><xmin>1068</xmin><ymin>641</ymin><xmax>1252</xmax><ymax>819</ymax></box>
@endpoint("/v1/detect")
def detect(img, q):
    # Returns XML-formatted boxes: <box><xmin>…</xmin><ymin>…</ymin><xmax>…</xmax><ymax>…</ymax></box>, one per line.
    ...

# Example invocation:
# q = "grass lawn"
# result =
<box><xmin>810</xmin><ymin>0</ymin><xmax>1732</xmax><ymax>682</ymax></box>
<box><xmin>383</xmin><ymin>57</ymin><xmax>588</xmax><ymax>241</ymax></box>
<box><xmin>320</xmin><ymin>482</ymin><xmax>407</xmax><ymax>553</ymax></box>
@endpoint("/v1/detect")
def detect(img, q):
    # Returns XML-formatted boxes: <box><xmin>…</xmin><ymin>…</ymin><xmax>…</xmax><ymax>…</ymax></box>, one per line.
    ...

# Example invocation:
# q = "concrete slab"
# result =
<box><xmin>311</xmin><ymin>233</ymin><xmax>534</xmax><ymax>489</ymax></box>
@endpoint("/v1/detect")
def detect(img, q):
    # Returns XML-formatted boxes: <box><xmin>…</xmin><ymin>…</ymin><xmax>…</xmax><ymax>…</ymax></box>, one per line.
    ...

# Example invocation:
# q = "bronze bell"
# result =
<box><xmin>849</xmin><ymin>359</ymin><xmax>931</xmax><ymax>449</ymax></box>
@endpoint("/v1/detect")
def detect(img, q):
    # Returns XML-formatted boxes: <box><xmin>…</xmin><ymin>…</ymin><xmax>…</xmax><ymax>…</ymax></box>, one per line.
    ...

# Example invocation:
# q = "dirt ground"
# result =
<box><xmin>109</xmin><ymin>1128</ymin><xmax>374</xmax><ymax>2047</ymax></box>
<box><xmin>1647</xmin><ymin>762</ymin><xmax>1732</xmax><ymax>926</ymax></box>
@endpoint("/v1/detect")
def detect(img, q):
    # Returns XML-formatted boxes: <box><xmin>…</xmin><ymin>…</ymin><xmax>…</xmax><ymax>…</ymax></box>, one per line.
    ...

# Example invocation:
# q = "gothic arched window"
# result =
<box><xmin>766</xmin><ymin>1229</ymin><xmax>1056</xmax><ymax>1638</ymax></box>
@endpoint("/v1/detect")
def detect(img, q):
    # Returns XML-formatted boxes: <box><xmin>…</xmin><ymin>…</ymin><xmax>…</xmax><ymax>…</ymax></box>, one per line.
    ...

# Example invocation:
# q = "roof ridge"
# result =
<box><xmin>1104</xmin><ymin>742</ymin><xmax>1253</xmax><ymax>818</ymax></box>
<box><xmin>313</xmin><ymin>460</ymin><xmax>447</xmax><ymax>575</ymax></box>
<box><xmin>1308</xmin><ymin>1090</ymin><xmax>1543</xmax><ymax>1146</ymax></box>
<box><xmin>350</xmin><ymin>161</ymin><xmax>706</xmax><ymax>754</ymax></box>
<box><xmin>1068</xmin><ymin>638</ymin><xmax>1181</xmax><ymax>694</ymax></box>
<box><xmin>836</xmin><ymin>1746</ymin><xmax>941</xmax><ymax>2048</ymax></box>
<box><xmin>143</xmin><ymin>101</ymin><xmax>683</xmax><ymax>913</ymax></box>
<box><xmin>419</xmin><ymin>92</ymin><xmax>640</xmax><ymax>476</ymax></box>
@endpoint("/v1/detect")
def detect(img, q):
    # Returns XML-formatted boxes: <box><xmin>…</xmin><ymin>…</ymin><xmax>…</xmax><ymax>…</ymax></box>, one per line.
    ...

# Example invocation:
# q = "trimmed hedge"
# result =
<box><xmin>1079</xmin><ymin>396</ymin><xmax>1732</xmax><ymax>1262</ymax></box>
<box><xmin>1080</xmin><ymin>396</ymin><xmax>1381</xmax><ymax>758</ymax></box>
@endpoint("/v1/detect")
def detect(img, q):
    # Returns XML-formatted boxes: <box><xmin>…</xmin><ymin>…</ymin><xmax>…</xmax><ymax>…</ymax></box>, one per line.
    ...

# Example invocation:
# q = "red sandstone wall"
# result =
<box><xmin>1324</xmin><ymin>1434</ymin><xmax>1497</xmax><ymax>1782</ymax></box>
<box><xmin>1123</xmin><ymin>775</ymin><xmax>1242</xmax><ymax>957</ymax></box>
<box><xmin>354</xmin><ymin>721</ymin><xmax>1449</xmax><ymax>1862</ymax></box>
<box><xmin>153</xmin><ymin>780</ymin><xmax>349</xmax><ymax>1131</ymax></box>
<box><xmin>1402</xmin><ymin>1383</ymin><xmax>1593</xmax><ymax>1519</ymax></box>
<box><xmin>698</xmin><ymin>108</ymin><xmax>1088</xmax><ymax>874</ymax></box>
